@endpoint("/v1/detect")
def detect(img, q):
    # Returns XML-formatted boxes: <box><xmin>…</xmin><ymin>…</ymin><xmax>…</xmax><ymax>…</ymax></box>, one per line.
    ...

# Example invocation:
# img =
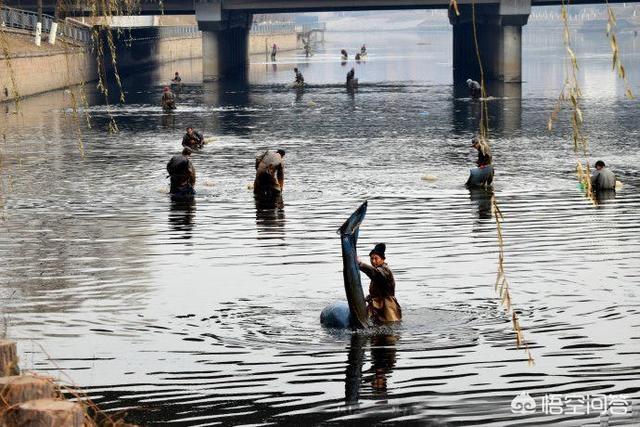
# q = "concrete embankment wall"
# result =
<box><xmin>111</xmin><ymin>31</ymin><xmax>204</xmax><ymax>74</ymax></box>
<box><xmin>113</xmin><ymin>31</ymin><xmax>297</xmax><ymax>73</ymax></box>
<box><xmin>0</xmin><ymin>33</ymin><xmax>97</xmax><ymax>103</ymax></box>
<box><xmin>1</xmin><ymin>29</ymin><xmax>298</xmax><ymax>102</ymax></box>
<box><xmin>249</xmin><ymin>32</ymin><xmax>299</xmax><ymax>56</ymax></box>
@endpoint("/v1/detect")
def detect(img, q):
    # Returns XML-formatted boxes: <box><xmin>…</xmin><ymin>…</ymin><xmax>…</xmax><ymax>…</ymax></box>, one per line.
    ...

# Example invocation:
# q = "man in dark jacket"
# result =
<box><xmin>346</xmin><ymin>68</ymin><xmax>356</xmax><ymax>88</ymax></box>
<box><xmin>167</xmin><ymin>147</ymin><xmax>196</xmax><ymax>197</ymax></box>
<box><xmin>182</xmin><ymin>127</ymin><xmax>204</xmax><ymax>149</ymax></box>
<box><xmin>293</xmin><ymin>68</ymin><xmax>304</xmax><ymax>86</ymax></box>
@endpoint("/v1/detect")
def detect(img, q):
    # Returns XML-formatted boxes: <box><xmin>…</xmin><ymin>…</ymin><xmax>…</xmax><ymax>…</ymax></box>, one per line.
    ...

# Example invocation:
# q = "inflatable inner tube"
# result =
<box><xmin>467</xmin><ymin>165</ymin><xmax>494</xmax><ymax>187</ymax></box>
<box><xmin>320</xmin><ymin>301</ymin><xmax>351</xmax><ymax>328</ymax></box>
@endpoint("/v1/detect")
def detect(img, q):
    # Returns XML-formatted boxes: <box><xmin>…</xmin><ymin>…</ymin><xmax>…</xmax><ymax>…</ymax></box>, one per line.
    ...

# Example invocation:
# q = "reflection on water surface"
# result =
<box><xmin>1</xmin><ymin>29</ymin><xmax>639</xmax><ymax>425</ymax></box>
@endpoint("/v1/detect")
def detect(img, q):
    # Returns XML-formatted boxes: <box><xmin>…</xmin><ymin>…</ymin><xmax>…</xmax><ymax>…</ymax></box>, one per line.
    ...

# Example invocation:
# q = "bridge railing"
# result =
<box><xmin>295</xmin><ymin>22</ymin><xmax>327</xmax><ymax>33</ymax></box>
<box><xmin>0</xmin><ymin>5</ymin><xmax>91</xmax><ymax>45</ymax></box>
<box><xmin>156</xmin><ymin>25</ymin><xmax>200</xmax><ymax>38</ymax></box>
<box><xmin>250</xmin><ymin>22</ymin><xmax>296</xmax><ymax>34</ymax></box>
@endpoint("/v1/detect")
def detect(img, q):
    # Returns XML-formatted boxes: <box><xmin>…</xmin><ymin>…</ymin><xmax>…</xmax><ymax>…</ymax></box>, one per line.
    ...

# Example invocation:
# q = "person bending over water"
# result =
<box><xmin>167</xmin><ymin>147</ymin><xmax>196</xmax><ymax>197</ymax></box>
<box><xmin>182</xmin><ymin>127</ymin><xmax>204</xmax><ymax>149</ymax></box>
<box><xmin>172</xmin><ymin>72</ymin><xmax>182</xmax><ymax>84</ymax></box>
<box><xmin>358</xmin><ymin>243</ymin><xmax>402</xmax><ymax>324</ymax></box>
<box><xmin>293</xmin><ymin>68</ymin><xmax>304</xmax><ymax>86</ymax></box>
<box><xmin>254</xmin><ymin>149</ymin><xmax>285</xmax><ymax>200</ymax></box>
<box><xmin>591</xmin><ymin>160</ymin><xmax>616</xmax><ymax>190</ymax></box>
<box><xmin>472</xmin><ymin>136</ymin><xmax>492</xmax><ymax>167</ymax></box>
<box><xmin>466</xmin><ymin>136</ymin><xmax>494</xmax><ymax>187</ymax></box>
<box><xmin>466</xmin><ymin>79</ymin><xmax>482</xmax><ymax>99</ymax></box>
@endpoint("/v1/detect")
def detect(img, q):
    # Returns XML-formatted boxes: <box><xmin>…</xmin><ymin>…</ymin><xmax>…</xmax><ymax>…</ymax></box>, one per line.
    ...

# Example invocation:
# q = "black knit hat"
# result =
<box><xmin>369</xmin><ymin>243</ymin><xmax>386</xmax><ymax>259</ymax></box>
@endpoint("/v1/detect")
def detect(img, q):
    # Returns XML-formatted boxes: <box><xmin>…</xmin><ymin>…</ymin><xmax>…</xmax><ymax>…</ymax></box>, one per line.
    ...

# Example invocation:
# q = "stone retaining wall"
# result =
<box><xmin>0</xmin><ymin>30</ymin><xmax>299</xmax><ymax>102</ymax></box>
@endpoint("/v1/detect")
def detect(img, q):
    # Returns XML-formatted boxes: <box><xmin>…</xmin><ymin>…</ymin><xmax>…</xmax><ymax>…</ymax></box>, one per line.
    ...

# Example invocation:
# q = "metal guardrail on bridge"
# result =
<box><xmin>0</xmin><ymin>5</ymin><xmax>91</xmax><ymax>44</ymax></box>
<box><xmin>295</xmin><ymin>22</ymin><xmax>327</xmax><ymax>33</ymax></box>
<box><xmin>250</xmin><ymin>22</ymin><xmax>296</xmax><ymax>34</ymax></box>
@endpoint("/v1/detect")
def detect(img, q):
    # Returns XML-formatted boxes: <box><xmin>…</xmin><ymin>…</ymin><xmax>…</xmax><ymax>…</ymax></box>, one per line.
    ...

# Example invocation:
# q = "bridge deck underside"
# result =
<box><xmin>6</xmin><ymin>0</ymin><xmax>635</xmax><ymax>16</ymax></box>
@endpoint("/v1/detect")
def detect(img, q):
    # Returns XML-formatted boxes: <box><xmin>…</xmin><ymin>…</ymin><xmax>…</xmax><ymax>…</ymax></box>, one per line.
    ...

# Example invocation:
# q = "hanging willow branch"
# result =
<box><xmin>0</xmin><ymin>23</ymin><xmax>21</xmax><ymax>111</ymax></box>
<box><xmin>467</xmin><ymin>0</ymin><xmax>534</xmax><ymax>364</ymax></box>
<box><xmin>605</xmin><ymin>1</ymin><xmax>634</xmax><ymax>99</ymax></box>
<box><xmin>549</xmin><ymin>1</ymin><xmax>595</xmax><ymax>203</ymax></box>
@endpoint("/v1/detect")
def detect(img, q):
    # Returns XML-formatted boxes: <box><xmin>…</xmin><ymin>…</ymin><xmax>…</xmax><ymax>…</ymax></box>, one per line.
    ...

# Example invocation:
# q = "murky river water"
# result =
<box><xmin>1</xmin><ymin>27</ymin><xmax>640</xmax><ymax>425</ymax></box>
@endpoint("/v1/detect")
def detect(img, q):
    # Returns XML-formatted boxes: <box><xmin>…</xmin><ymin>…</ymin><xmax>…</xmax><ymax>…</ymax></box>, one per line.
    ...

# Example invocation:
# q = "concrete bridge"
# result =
<box><xmin>5</xmin><ymin>0</ymin><xmax>630</xmax><ymax>83</ymax></box>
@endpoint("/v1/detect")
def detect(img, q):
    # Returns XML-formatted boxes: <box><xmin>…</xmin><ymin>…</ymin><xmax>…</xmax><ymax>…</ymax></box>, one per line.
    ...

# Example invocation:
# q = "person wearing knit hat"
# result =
<box><xmin>358</xmin><ymin>243</ymin><xmax>402</xmax><ymax>324</ymax></box>
<box><xmin>161</xmin><ymin>86</ymin><xmax>176</xmax><ymax>111</ymax></box>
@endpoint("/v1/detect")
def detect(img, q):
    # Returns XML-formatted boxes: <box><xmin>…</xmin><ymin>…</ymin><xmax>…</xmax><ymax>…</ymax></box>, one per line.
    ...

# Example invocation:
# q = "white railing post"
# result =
<box><xmin>48</xmin><ymin>21</ymin><xmax>58</xmax><ymax>44</ymax></box>
<box><xmin>35</xmin><ymin>21</ymin><xmax>42</xmax><ymax>45</ymax></box>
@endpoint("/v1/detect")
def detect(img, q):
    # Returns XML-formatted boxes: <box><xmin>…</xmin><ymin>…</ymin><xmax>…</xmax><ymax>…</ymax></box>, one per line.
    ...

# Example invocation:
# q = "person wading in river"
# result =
<box><xmin>358</xmin><ymin>243</ymin><xmax>402</xmax><ymax>324</ymax></box>
<box><xmin>254</xmin><ymin>149</ymin><xmax>285</xmax><ymax>201</ymax></box>
<box><xmin>293</xmin><ymin>68</ymin><xmax>304</xmax><ymax>87</ymax></box>
<box><xmin>346</xmin><ymin>67</ymin><xmax>356</xmax><ymax>88</ymax></box>
<box><xmin>472</xmin><ymin>136</ymin><xmax>492</xmax><ymax>167</ymax></box>
<box><xmin>466</xmin><ymin>136</ymin><xmax>494</xmax><ymax>187</ymax></box>
<box><xmin>591</xmin><ymin>160</ymin><xmax>616</xmax><ymax>190</ymax></box>
<box><xmin>162</xmin><ymin>86</ymin><xmax>176</xmax><ymax>110</ymax></box>
<box><xmin>167</xmin><ymin>147</ymin><xmax>196</xmax><ymax>197</ymax></box>
<box><xmin>182</xmin><ymin>127</ymin><xmax>204</xmax><ymax>149</ymax></box>
<box><xmin>466</xmin><ymin>78</ymin><xmax>482</xmax><ymax>99</ymax></box>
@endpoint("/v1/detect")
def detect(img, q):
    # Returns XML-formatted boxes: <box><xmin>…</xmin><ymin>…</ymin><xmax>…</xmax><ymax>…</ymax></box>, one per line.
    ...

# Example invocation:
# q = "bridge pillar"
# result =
<box><xmin>196</xmin><ymin>0</ymin><xmax>251</xmax><ymax>81</ymax></box>
<box><xmin>449</xmin><ymin>0</ymin><xmax>530</xmax><ymax>83</ymax></box>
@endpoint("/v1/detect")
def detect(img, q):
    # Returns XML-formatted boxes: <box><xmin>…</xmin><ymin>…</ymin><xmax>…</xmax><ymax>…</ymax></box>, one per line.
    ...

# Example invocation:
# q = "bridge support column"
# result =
<box><xmin>449</xmin><ymin>0</ymin><xmax>530</xmax><ymax>83</ymax></box>
<box><xmin>196</xmin><ymin>0</ymin><xmax>251</xmax><ymax>82</ymax></box>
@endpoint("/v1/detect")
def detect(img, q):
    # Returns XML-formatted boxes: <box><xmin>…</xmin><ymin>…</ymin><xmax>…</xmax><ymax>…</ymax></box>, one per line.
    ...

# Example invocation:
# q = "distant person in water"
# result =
<box><xmin>361</xmin><ymin>44</ymin><xmax>367</xmax><ymax>55</ymax></box>
<box><xmin>466</xmin><ymin>79</ymin><xmax>482</xmax><ymax>99</ymax></box>
<box><xmin>293</xmin><ymin>68</ymin><xmax>304</xmax><ymax>86</ymax></box>
<box><xmin>466</xmin><ymin>136</ymin><xmax>494</xmax><ymax>187</ymax></box>
<box><xmin>167</xmin><ymin>147</ymin><xmax>196</xmax><ymax>197</ymax></box>
<box><xmin>472</xmin><ymin>136</ymin><xmax>492</xmax><ymax>167</ymax></box>
<box><xmin>182</xmin><ymin>127</ymin><xmax>204</xmax><ymax>149</ymax></box>
<box><xmin>162</xmin><ymin>86</ymin><xmax>176</xmax><ymax>110</ymax></box>
<box><xmin>358</xmin><ymin>243</ymin><xmax>402</xmax><ymax>324</ymax></box>
<box><xmin>346</xmin><ymin>67</ymin><xmax>356</xmax><ymax>87</ymax></box>
<box><xmin>254</xmin><ymin>149</ymin><xmax>285</xmax><ymax>200</ymax></box>
<box><xmin>271</xmin><ymin>43</ymin><xmax>278</xmax><ymax>61</ymax></box>
<box><xmin>591</xmin><ymin>160</ymin><xmax>616</xmax><ymax>190</ymax></box>
<box><xmin>355</xmin><ymin>53</ymin><xmax>361</xmax><ymax>61</ymax></box>
<box><xmin>172</xmin><ymin>72</ymin><xmax>182</xmax><ymax>83</ymax></box>
<box><xmin>341</xmin><ymin>49</ymin><xmax>348</xmax><ymax>60</ymax></box>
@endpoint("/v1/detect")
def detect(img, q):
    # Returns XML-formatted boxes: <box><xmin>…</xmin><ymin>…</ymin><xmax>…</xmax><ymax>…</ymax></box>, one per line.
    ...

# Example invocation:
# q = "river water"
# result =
<box><xmin>1</xmin><ymin>27</ymin><xmax>640</xmax><ymax>426</ymax></box>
